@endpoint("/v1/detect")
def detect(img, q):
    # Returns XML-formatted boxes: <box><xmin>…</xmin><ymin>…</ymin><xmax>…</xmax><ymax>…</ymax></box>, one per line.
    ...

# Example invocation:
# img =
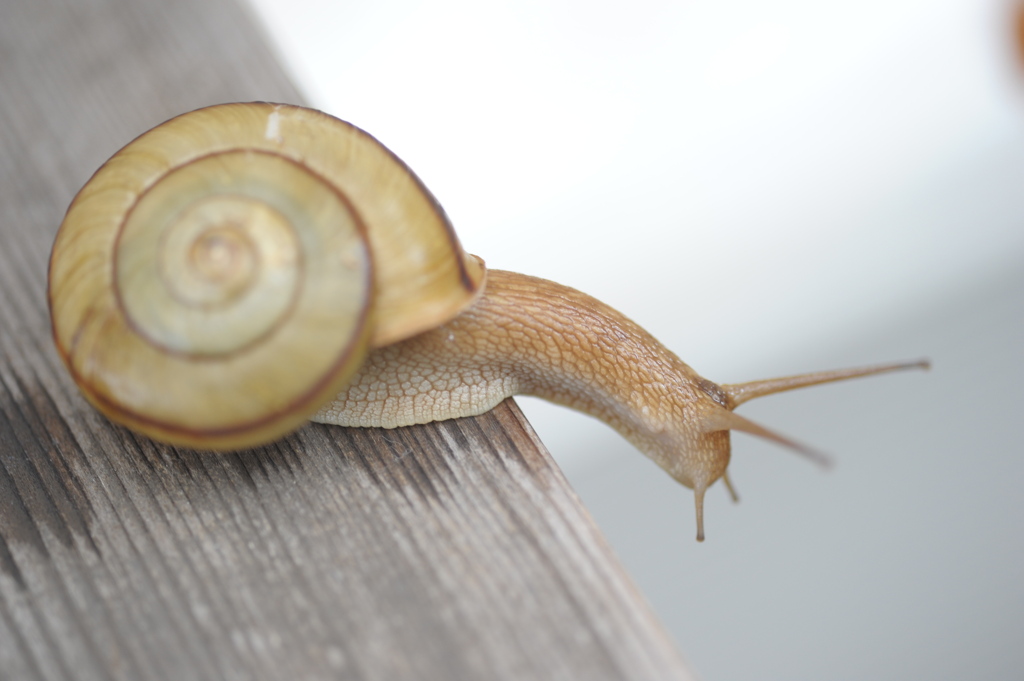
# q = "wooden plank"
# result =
<box><xmin>0</xmin><ymin>0</ymin><xmax>695</xmax><ymax>679</ymax></box>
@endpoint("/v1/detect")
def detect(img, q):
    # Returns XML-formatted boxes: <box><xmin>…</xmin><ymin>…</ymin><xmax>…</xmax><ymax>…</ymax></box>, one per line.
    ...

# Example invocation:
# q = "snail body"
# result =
<box><xmin>313</xmin><ymin>269</ymin><xmax>925</xmax><ymax>540</ymax></box>
<box><xmin>48</xmin><ymin>102</ymin><xmax>927</xmax><ymax>540</ymax></box>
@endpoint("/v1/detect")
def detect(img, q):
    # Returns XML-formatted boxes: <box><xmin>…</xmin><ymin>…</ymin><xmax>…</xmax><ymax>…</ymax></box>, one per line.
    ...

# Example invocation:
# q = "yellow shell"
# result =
<box><xmin>48</xmin><ymin>103</ymin><xmax>485</xmax><ymax>450</ymax></box>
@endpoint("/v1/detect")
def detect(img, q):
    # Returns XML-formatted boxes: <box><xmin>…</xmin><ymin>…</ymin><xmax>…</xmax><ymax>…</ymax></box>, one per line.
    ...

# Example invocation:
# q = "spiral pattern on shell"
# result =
<box><xmin>48</xmin><ymin>103</ymin><xmax>484</xmax><ymax>450</ymax></box>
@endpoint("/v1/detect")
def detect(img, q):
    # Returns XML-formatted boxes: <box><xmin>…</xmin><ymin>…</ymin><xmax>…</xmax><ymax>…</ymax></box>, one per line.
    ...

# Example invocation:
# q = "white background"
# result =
<box><xmin>243</xmin><ymin>0</ymin><xmax>1024</xmax><ymax>678</ymax></box>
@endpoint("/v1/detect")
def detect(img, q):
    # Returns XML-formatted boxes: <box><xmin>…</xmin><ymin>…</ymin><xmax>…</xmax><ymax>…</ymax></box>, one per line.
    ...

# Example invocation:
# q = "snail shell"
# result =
<box><xmin>48</xmin><ymin>103</ymin><xmax>484</xmax><ymax>450</ymax></box>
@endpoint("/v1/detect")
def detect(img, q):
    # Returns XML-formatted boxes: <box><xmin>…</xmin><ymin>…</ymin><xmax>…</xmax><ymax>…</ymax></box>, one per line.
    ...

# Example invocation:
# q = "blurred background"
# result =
<box><xmin>242</xmin><ymin>0</ymin><xmax>1024</xmax><ymax>678</ymax></box>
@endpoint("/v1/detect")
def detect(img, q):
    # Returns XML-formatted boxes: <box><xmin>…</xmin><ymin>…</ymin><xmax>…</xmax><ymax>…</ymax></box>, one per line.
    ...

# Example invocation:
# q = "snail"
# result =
<box><xmin>48</xmin><ymin>102</ymin><xmax>927</xmax><ymax>541</ymax></box>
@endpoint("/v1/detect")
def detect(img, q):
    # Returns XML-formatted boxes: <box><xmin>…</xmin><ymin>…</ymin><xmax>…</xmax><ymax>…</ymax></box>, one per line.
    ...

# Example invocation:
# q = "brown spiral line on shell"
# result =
<box><xmin>106</xmin><ymin>149</ymin><xmax>364</xmax><ymax>361</ymax></box>
<box><xmin>77</xmin><ymin>148</ymin><xmax>374</xmax><ymax>445</ymax></box>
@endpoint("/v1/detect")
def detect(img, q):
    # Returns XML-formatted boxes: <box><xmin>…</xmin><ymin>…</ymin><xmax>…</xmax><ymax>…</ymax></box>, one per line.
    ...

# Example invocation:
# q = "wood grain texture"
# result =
<box><xmin>0</xmin><ymin>0</ymin><xmax>694</xmax><ymax>679</ymax></box>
